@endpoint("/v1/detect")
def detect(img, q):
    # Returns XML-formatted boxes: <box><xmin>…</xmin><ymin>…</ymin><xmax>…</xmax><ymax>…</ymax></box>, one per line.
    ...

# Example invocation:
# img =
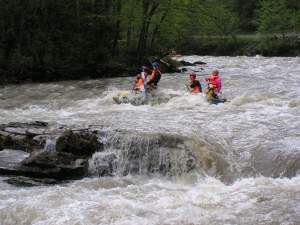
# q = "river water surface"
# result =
<box><xmin>0</xmin><ymin>56</ymin><xmax>300</xmax><ymax>225</ymax></box>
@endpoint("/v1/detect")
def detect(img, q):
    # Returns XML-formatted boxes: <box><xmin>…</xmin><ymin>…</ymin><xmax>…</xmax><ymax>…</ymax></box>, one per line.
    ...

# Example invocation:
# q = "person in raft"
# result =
<box><xmin>206</xmin><ymin>69</ymin><xmax>222</xmax><ymax>94</ymax></box>
<box><xmin>188</xmin><ymin>72</ymin><xmax>202</xmax><ymax>94</ymax></box>
<box><xmin>133</xmin><ymin>74</ymin><xmax>145</xmax><ymax>93</ymax></box>
<box><xmin>146</xmin><ymin>62</ymin><xmax>162</xmax><ymax>88</ymax></box>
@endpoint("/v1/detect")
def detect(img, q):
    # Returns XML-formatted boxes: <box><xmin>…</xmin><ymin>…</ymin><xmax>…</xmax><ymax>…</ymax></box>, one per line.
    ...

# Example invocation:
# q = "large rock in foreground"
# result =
<box><xmin>18</xmin><ymin>151</ymin><xmax>88</xmax><ymax>180</ymax></box>
<box><xmin>0</xmin><ymin>149</ymin><xmax>88</xmax><ymax>180</ymax></box>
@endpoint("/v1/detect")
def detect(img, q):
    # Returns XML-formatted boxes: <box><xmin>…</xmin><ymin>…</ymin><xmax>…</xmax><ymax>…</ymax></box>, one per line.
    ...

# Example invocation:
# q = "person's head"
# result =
<box><xmin>136</xmin><ymin>74</ymin><xmax>141</xmax><ymax>79</ymax></box>
<box><xmin>212</xmin><ymin>70</ymin><xmax>219</xmax><ymax>76</ymax></box>
<box><xmin>190</xmin><ymin>72</ymin><xmax>196</xmax><ymax>81</ymax></box>
<box><xmin>152</xmin><ymin>62</ymin><xmax>160</xmax><ymax>69</ymax></box>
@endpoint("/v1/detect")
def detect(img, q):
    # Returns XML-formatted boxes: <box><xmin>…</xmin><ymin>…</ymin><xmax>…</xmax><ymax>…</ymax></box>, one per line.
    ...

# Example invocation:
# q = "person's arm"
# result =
<box><xmin>198</xmin><ymin>81</ymin><xmax>202</xmax><ymax>93</ymax></box>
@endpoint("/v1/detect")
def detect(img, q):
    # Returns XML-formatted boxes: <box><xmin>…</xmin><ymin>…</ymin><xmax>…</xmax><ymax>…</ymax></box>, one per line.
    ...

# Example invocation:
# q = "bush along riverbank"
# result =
<box><xmin>0</xmin><ymin>52</ymin><xmax>184</xmax><ymax>85</ymax></box>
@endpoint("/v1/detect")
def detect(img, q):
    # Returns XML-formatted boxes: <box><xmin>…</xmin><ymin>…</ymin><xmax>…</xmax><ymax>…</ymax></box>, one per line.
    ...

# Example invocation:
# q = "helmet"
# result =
<box><xmin>152</xmin><ymin>62</ymin><xmax>160</xmax><ymax>69</ymax></box>
<box><xmin>190</xmin><ymin>72</ymin><xmax>196</xmax><ymax>78</ymax></box>
<box><xmin>212</xmin><ymin>70</ymin><xmax>219</xmax><ymax>76</ymax></box>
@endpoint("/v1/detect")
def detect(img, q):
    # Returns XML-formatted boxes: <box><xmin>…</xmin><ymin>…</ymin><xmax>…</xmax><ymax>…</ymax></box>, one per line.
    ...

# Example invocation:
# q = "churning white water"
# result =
<box><xmin>0</xmin><ymin>56</ymin><xmax>300</xmax><ymax>225</ymax></box>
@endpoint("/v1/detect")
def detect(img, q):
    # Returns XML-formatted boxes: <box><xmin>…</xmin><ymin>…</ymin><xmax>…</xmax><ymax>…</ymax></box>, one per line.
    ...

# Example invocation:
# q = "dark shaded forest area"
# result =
<box><xmin>0</xmin><ymin>0</ymin><xmax>299</xmax><ymax>83</ymax></box>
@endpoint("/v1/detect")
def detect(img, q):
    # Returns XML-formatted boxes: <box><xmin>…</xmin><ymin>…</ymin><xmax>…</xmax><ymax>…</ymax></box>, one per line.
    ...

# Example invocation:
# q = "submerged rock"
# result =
<box><xmin>194</xmin><ymin>60</ymin><xmax>207</xmax><ymax>65</ymax></box>
<box><xmin>180</xmin><ymin>60</ymin><xmax>195</xmax><ymax>66</ymax></box>
<box><xmin>5</xmin><ymin>176</ymin><xmax>59</xmax><ymax>187</ymax></box>
<box><xmin>89</xmin><ymin>152</ymin><xmax>117</xmax><ymax>176</ymax></box>
<box><xmin>89</xmin><ymin>131</ymin><xmax>232</xmax><ymax>180</ymax></box>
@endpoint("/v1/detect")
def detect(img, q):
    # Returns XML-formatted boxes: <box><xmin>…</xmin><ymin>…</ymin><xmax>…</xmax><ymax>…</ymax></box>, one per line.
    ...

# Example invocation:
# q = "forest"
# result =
<box><xmin>0</xmin><ymin>0</ymin><xmax>299</xmax><ymax>83</ymax></box>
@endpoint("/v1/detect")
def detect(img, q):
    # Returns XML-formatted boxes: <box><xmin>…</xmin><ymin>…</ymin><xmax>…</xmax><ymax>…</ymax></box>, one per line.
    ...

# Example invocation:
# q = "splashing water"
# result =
<box><xmin>0</xmin><ymin>56</ymin><xmax>300</xmax><ymax>224</ymax></box>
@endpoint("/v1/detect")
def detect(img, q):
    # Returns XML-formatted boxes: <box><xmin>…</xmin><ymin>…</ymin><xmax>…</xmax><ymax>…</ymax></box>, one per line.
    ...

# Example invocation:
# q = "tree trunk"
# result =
<box><xmin>126</xmin><ymin>0</ymin><xmax>135</xmax><ymax>49</ymax></box>
<box><xmin>137</xmin><ymin>1</ymin><xmax>159</xmax><ymax>61</ymax></box>
<box><xmin>150</xmin><ymin>0</ymin><xmax>172</xmax><ymax>48</ymax></box>
<box><xmin>112</xmin><ymin>0</ymin><xmax>122</xmax><ymax>56</ymax></box>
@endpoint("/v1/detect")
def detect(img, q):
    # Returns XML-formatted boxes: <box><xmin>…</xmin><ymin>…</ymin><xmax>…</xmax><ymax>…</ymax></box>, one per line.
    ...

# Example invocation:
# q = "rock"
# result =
<box><xmin>181</xmin><ymin>68</ymin><xmax>188</xmax><ymax>72</ymax></box>
<box><xmin>4</xmin><ymin>176</ymin><xmax>59</xmax><ymax>187</ymax></box>
<box><xmin>0</xmin><ymin>132</ymin><xmax>13</xmax><ymax>150</ymax></box>
<box><xmin>0</xmin><ymin>149</ymin><xmax>88</xmax><ymax>180</ymax></box>
<box><xmin>180</xmin><ymin>60</ymin><xmax>195</xmax><ymax>66</ymax></box>
<box><xmin>194</xmin><ymin>61</ymin><xmax>206</xmax><ymax>65</ymax></box>
<box><xmin>100</xmin><ymin>132</ymin><xmax>199</xmax><ymax>176</ymax></box>
<box><xmin>6</xmin><ymin>121</ymin><xmax>48</xmax><ymax>128</ymax></box>
<box><xmin>56</xmin><ymin>130</ymin><xmax>102</xmax><ymax>156</ymax></box>
<box><xmin>18</xmin><ymin>151</ymin><xmax>88</xmax><ymax>180</ymax></box>
<box><xmin>0</xmin><ymin>121</ymin><xmax>50</xmax><ymax>152</ymax></box>
<box><xmin>0</xmin><ymin>132</ymin><xmax>30</xmax><ymax>151</ymax></box>
<box><xmin>0</xmin><ymin>149</ymin><xmax>29</xmax><ymax>175</ymax></box>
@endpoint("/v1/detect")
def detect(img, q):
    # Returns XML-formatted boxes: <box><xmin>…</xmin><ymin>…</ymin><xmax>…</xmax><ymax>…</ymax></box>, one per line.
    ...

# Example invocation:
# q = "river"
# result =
<box><xmin>0</xmin><ymin>56</ymin><xmax>300</xmax><ymax>225</ymax></box>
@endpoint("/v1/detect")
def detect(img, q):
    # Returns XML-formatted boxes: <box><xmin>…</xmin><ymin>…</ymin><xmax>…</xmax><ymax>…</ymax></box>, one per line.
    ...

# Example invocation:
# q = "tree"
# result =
<box><xmin>257</xmin><ymin>0</ymin><xmax>291</xmax><ymax>36</ymax></box>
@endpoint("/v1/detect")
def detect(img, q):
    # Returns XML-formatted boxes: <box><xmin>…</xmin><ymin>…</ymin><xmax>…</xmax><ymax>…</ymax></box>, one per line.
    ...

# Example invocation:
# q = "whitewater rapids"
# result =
<box><xmin>0</xmin><ymin>56</ymin><xmax>300</xmax><ymax>225</ymax></box>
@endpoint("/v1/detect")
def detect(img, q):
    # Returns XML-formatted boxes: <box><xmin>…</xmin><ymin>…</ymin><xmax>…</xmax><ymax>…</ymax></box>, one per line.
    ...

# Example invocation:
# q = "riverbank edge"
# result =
<box><xmin>1</xmin><ymin>41</ymin><xmax>299</xmax><ymax>85</ymax></box>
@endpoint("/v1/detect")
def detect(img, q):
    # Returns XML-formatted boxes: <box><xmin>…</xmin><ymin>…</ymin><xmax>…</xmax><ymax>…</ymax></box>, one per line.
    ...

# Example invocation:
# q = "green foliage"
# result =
<box><xmin>0</xmin><ymin>0</ymin><xmax>299</xmax><ymax>84</ymax></box>
<box><xmin>257</xmin><ymin>0</ymin><xmax>294</xmax><ymax>34</ymax></box>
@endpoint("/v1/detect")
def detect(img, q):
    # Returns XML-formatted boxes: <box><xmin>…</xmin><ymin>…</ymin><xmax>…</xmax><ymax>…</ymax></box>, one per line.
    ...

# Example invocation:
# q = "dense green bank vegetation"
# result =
<box><xmin>0</xmin><ymin>0</ymin><xmax>299</xmax><ymax>83</ymax></box>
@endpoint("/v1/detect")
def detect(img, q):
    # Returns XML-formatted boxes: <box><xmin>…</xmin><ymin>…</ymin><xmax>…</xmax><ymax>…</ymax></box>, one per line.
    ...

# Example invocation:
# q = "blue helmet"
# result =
<box><xmin>152</xmin><ymin>62</ymin><xmax>160</xmax><ymax>69</ymax></box>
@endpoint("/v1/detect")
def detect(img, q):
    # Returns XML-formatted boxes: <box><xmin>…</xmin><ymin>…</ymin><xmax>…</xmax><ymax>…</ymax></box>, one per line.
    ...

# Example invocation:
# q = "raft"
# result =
<box><xmin>113</xmin><ymin>91</ymin><xmax>148</xmax><ymax>106</ymax></box>
<box><xmin>207</xmin><ymin>98</ymin><xmax>227</xmax><ymax>105</ymax></box>
<box><xmin>112</xmin><ymin>91</ymin><xmax>130</xmax><ymax>104</ymax></box>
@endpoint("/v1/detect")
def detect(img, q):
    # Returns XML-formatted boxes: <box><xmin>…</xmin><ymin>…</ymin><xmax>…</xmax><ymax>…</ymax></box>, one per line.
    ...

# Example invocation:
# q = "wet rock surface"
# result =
<box><xmin>0</xmin><ymin>122</ymin><xmax>103</xmax><ymax>183</ymax></box>
<box><xmin>89</xmin><ymin>131</ymin><xmax>233</xmax><ymax>180</ymax></box>
<box><xmin>56</xmin><ymin>130</ymin><xmax>102</xmax><ymax>157</ymax></box>
<box><xmin>0</xmin><ymin>121</ymin><xmax>51</xmax><ymax>152</ymax></box>
<box><xmin>5</xmin><ymin>176</ymin><xmax>60</xmax><ymax>187</ymax></box>
<box><xmin>0</xmin><ymin>150</ymin><xmax>29</xmax><ymax>175</ymax></box>
<box><xmin>180</xmin><ymin>60</ymin><xmax>195</xmax><ymax>66</ymax></box>
<box><xmin>18</xmin><ymin>151</ymin><xmax>88</xmax><ymax>180</ymax></box>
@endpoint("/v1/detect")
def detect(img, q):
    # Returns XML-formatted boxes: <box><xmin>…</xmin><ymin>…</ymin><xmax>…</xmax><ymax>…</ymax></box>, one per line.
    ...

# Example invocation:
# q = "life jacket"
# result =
<box><xmin>191</xmin><ymin>80</ymin><xmax>201</xmax><ymax>93</ymax></box>
<box><xmin>149</xmin><ymin>69</ymin><xmax>161</xmax><ymax>81</ymax></box>
<box><xmin>192</xmin><ymin>86</ymin><xmax>200</xmax><ymax>93</ymax></box>
<box><xmin>136</xmin><ymin>78</ymin><xmax>144</xmax><ymax>90</ymax></box>
<box><xmin>208</xmin><ymin>75</ymin><xmax>221</xmax><ymax>92</ymax></box>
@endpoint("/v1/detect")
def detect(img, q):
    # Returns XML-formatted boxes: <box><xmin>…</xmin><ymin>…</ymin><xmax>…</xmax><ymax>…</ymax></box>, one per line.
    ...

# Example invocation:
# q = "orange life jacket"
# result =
<box><xmin>190</xmin><ymin>79</ymin><xmax>202</xmax><ymax>93</ymax></box>
<box><xmin>208</xmin><ymin>75</ymin><xmax>218</xmax><ymax>89</ymax></box>
<box><xmin>149</xmin><ymin>69</ymin><xmax>161</xmax><ymax>81</ymax></box>
<box><xmin>192</xmin><ymin>86</ymin><xmax>200</xmax><ymax>93</ymax></box>
<box><xmin>136</xmin><ymin>78</ymin><xmax>144</xmax><ymax>90</ymax></box>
